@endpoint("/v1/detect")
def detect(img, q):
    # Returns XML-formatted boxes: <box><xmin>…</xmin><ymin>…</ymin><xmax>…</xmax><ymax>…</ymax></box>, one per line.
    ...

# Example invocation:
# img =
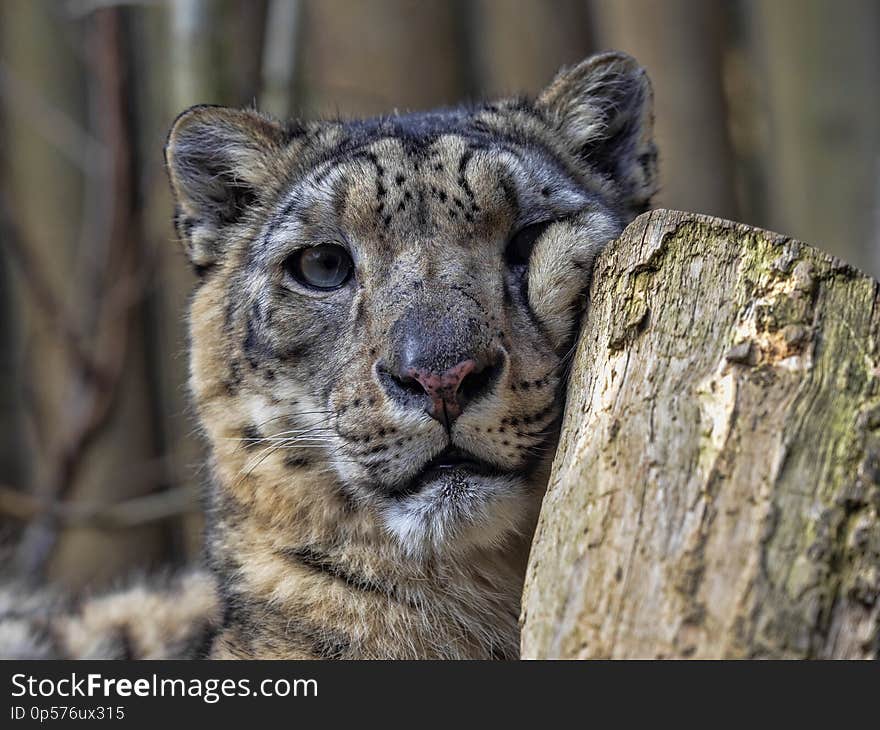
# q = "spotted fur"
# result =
<box><xmin>0</xmin><ymin>571</ymin><xmax>219</xmax><ymax>659</ymax></box>
<box><xmin>2</xmin><ymin>52</ymin><xmax>657</xmax><ymax>659</ymax></box>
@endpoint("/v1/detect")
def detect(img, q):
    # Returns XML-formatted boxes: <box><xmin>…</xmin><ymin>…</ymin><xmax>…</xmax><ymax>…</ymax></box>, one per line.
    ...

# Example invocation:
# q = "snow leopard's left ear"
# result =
<box><xmin>537</xmin><ymin>51</ymin><xmax>658</xmax><ymax>216</ymax></box>
<box><xmin>165</xmin><ymin>105</ymin><xmax>288</xmax><ymax>272</ymax></box>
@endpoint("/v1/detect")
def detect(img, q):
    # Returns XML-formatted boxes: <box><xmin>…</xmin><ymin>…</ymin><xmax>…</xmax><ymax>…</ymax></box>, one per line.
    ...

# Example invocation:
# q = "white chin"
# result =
<box><xmin>380</xmin><ymin>470</ymin><xmax>533</xmax><ymax>556</ymax></box>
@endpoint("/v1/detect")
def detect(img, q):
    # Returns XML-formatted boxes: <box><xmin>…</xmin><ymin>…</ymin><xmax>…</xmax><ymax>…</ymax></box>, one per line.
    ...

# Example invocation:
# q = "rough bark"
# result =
<box><xmin>521</xmin><ymin>209</ymin><xmax>880</xmax><ymax>659</ymax></box>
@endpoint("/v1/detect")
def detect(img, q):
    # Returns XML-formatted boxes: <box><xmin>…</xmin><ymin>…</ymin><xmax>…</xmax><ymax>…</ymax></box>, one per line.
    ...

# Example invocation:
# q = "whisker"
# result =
<box><xmin>225</xmin><ymin>429</ymin><xmax>336</xmax><ymax>443</ymax></box>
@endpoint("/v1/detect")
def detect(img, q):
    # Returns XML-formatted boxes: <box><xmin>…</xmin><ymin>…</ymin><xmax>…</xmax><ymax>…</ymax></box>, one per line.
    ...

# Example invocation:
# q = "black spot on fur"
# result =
<box><xmin>116</xmin><ymin>625</ymin><xmax>137</xmax><ymax>660</ymax></box>
<box><xmin>241</xmin><ymin>425</ymin><xmax>263</xmax><ymax>449</ymax></box>
<box><xmin>281</xmin><ymin>120</ymin><xmax>308</xmax><ymax>143</ymax></box>
<box><xmin>186</xmin><ymin>620</ymin><xmax>219</xmax><ymax>659</ymax></box>
<box><xmin>243</xmin><ymin>310</ymin><xmax>277</xmax><ymax>369</ymax></box>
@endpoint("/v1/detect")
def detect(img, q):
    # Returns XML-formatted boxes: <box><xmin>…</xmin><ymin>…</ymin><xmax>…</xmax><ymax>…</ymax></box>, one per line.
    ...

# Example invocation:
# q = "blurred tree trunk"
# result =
<box><xmin>169</xmin><ymin>0</ymin><xmax>223</xmax><ymax>107</ymax></box>
<box><xmin>589</xmin><ymin>0</ymin><xmax>738</xmax><ymax>221</ymax></box>
<box><xmin>743</xmin><ymin>0</ymin><xmax>880</xmax><ymax>278</ymax></box>
<box><xmin>157</xmin><ymin>0</ymin><xmax>270</xmax><ymax>559</ymax></box>
<box><xmin>1</xmin><ymin>1</ymin><xmax>84</xmax><ymax>565</ymax></box>
<box><xmin>260</xmin><ymin>0</ymin><xmax>300</xmax><ymax>118</ymax></box>
<box><xmin>0</xmin><ymin>1</ymin><xmax>84</xmax><ymax>508</ymax></box>
<box><xmin>298</xmin><ymin>0</ymin><xmax>467</xmax><ymax>117</ymax></box>
<box><xmin>522</xmin><ymin>210</ymin><xmax>880</xmax><ymax>659</ymax></box>
<box><xmin>0</xmin><ymin>217</ymin><xmax>24</xmax><ymax>497</ymax></box>
<box><xmin>467</xmin><ymin>0</ymin><xmax>593</xmax><ymax>97</ymax></box>
<box><xmin>45</xmin><ymin>8</ymin><xmax>167</xmax><ymax>587</ymax></box>
<box><xmin>0</xmin><ymin>23</ymin><xmax>24</xmax><ymax>497</ymax></box>
<box><xmin>227</xmin><ymin>0</ymin><xmax>268</xmax><ymax>107</ymax></box>
<box><xmin>130</xmin><ymin>4</ymin><xmax>197</xmax><ymax>562</ymax></box>
<box><xmin>150</xmin><ymin>0</ymin><xmax>218</xmax><ymax>562</ymax></box>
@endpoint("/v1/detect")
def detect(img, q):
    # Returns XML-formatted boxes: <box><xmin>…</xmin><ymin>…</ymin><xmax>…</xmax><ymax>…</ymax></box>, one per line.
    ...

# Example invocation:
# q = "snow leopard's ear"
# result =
<box><xmin>165</xmin><ymin>105</ymin><xmax>287</xmax><ymax>272</ymax></box>
<box><xmin>537</xmin><ymin>51</ymin><xmax>658</xmax><ymax>216</ymax></box>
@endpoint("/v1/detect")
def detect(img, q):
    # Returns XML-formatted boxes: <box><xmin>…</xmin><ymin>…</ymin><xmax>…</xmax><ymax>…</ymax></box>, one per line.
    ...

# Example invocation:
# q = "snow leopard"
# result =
<box><xmin>1</xmin><ymin>51</ymin><xmax>657</xmax><ymax>659</ymax></box>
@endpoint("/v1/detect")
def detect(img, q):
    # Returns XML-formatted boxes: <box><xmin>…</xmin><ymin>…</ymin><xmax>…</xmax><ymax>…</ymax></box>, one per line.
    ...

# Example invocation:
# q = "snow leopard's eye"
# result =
<box><xmin>504</xmin><ymin>221</ymin><xmax>551</xmax><ymax>269</ymax></box>
<box><xmin>286</xmin><ymin>243</ymin><xmax>353</xmax><ymax>290</ymax></box>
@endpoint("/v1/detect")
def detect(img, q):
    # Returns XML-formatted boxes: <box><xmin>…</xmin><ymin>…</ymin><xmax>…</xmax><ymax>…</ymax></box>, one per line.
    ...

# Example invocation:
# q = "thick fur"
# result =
<box><xmin>0</xmin><ymin>570</ymin><xmax>218</xmax><ymax>659</ymax></box>
<box><xmin>2</xmin><ymin>52</ymin><xmax>657</xmax><ymax>659</ymax></box>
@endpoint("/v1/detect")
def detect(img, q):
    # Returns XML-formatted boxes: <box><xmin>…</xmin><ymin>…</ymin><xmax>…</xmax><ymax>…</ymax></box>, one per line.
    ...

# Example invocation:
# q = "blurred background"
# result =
<box><xmin>1</xmin><ymin>0</ymin><xmax>879</xmax><ymax>590</ymax></box>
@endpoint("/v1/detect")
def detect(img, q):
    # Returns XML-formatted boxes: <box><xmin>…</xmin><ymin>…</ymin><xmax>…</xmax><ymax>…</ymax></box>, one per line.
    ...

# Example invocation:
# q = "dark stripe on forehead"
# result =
<box><xmin>331</xmin><ymin>172</ymin><xmax>351</xmax><ymax>218</ymax></box>
<box><xmin>343</xmin><ymin>107</ymin><xmax>475</xmax><ymax>147</ymax></box>
<box><xmin>499</xmin><ymin>175</ymin><xmax>519</xmax><ymax>213</ymax></box>
<box><xmin>457</xmin><ymin>148</ymin><xmax>478</xmax><ymax>206</ymax></box>
<box><xmin>258</xmin><ymin>150</ymin><xmax>382</xmax><ymax>255</ymax></box>
<box><xmin>251</xmin><ymin>165</ymin><xmax>346</xmax><ymax>268</ymax></box>
<box><xmin>462</xmin><ymin>133</ymin><xmax>594</xmax><ymax>200</ymax></box>
<box><xmin>251</xmin><ymin>121</ymin><xmax>593</xmax><ymax>269</ymax></box>
<box><xmin>276</xmin><ymin>188</ymin><xmax>305</xmax><ymax>224</ymax></box>
<box><xmin>313</xmin><ymin>149</ymin><xmax>376</xmax><ymax>185</ymax></box>
<box><xmin>323</xmin><ymin>117</ymin><xmax>560</xmax><ymax>179</ymax></box>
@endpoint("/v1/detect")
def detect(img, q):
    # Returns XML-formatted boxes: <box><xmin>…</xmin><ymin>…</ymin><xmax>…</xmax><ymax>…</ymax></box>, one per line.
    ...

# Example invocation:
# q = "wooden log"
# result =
<box><xmin>521</xmin><ymin>209</ymin><xmax>880</xmax><ymax>659</ymax></box>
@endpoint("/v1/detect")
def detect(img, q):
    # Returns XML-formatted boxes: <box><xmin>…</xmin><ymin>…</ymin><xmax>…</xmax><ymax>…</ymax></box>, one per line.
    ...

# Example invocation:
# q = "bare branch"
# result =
<box><xmin>0</xmin><ymin>484</ymin><xmax>198</xmax><ymax>528</ymax></box>
<box><xmin>0</xmin><ymin>192</ymin><xmax>103</xmax><ymax>379</ymax></box>
<box><xmin>0</xmin><ymin>62</ymin><xmax>106</xmax><ymax>176</ymax></box>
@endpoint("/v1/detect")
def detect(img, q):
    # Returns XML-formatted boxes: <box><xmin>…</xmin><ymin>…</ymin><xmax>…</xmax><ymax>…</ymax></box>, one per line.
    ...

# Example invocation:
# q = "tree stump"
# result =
<box><xmin>521</xmin><ymin>209</ymin><xmax>880</xmax><ymax>659</ymax></box>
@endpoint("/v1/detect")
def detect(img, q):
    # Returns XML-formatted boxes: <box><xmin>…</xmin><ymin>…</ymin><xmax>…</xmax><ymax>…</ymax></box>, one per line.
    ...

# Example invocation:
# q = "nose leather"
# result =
<box><xmin>404</xmin><ymin>359</ymin><xmax>476</xmax><ymax>423</ymax></box>
<box><xmin>380</xmin><ymin>306</ymin><xmax>502</xmax><ymax>427</ymax></box>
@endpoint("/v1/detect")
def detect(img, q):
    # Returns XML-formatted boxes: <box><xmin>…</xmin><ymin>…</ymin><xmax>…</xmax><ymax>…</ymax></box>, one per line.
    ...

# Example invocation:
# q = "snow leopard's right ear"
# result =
<box><xmin>165</xmin><ymin>105</ymin><xmax>287</xmax><ymax>272</ymax></box>
<box><xmin>537</xmin><ymin>51</ymin><xmax>658</xmax><ymax>217</ymax></box>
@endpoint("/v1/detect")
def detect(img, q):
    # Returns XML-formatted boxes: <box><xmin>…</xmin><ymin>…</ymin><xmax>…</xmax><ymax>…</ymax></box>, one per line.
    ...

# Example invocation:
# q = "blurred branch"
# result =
<box><xmin>0</xmin><ymin>192</ymin><xmax>102</xmax><ymax>380</ymax></box>
<box><xmin>66</xmin><ymin>0</ymin><xmax>163</xmax><ymax>19</ymax></box>
<box><xmin>0</xmin><ymin>483</ymin><xmax>198</xmax><ymax>529</ymax></box>
<box><xmin>0</xmin><ymin>62</ymin><xmax>106</xmax><ymax>176</ymax></box>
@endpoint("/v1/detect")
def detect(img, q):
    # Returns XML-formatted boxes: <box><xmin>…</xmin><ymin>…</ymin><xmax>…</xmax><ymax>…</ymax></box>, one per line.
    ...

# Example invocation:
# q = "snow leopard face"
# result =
<box><xmin>166</xmin><ymin>52</ymin><xmax>657</xmax><ymax>557</ymax></box>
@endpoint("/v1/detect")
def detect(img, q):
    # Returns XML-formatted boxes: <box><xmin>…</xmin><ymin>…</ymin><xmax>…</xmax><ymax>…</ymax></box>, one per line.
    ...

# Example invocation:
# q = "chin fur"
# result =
<box><xmin>380</xmin><ymin>471</ymin><xmax>539</xmax><ymax>557</ymax></box>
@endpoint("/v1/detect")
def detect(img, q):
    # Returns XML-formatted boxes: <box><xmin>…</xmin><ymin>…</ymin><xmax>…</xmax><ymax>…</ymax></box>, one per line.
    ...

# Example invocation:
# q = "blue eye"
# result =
<box><xmin>505</xmin><ymin>221</ymin><xmax>551</xmax><ymax>268</ymax></box>
<box><xmin>286</xmin><ymin>244</ymin><xmax>353</xmax><ymax>290</ymax></box>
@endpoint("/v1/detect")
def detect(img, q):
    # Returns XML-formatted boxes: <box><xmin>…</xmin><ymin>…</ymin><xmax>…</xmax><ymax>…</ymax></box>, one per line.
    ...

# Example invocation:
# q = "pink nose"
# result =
<box><xmin>404</xmin><ymin>359</ymin><xmax>476</xmax><ymax>426</ymax></box>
